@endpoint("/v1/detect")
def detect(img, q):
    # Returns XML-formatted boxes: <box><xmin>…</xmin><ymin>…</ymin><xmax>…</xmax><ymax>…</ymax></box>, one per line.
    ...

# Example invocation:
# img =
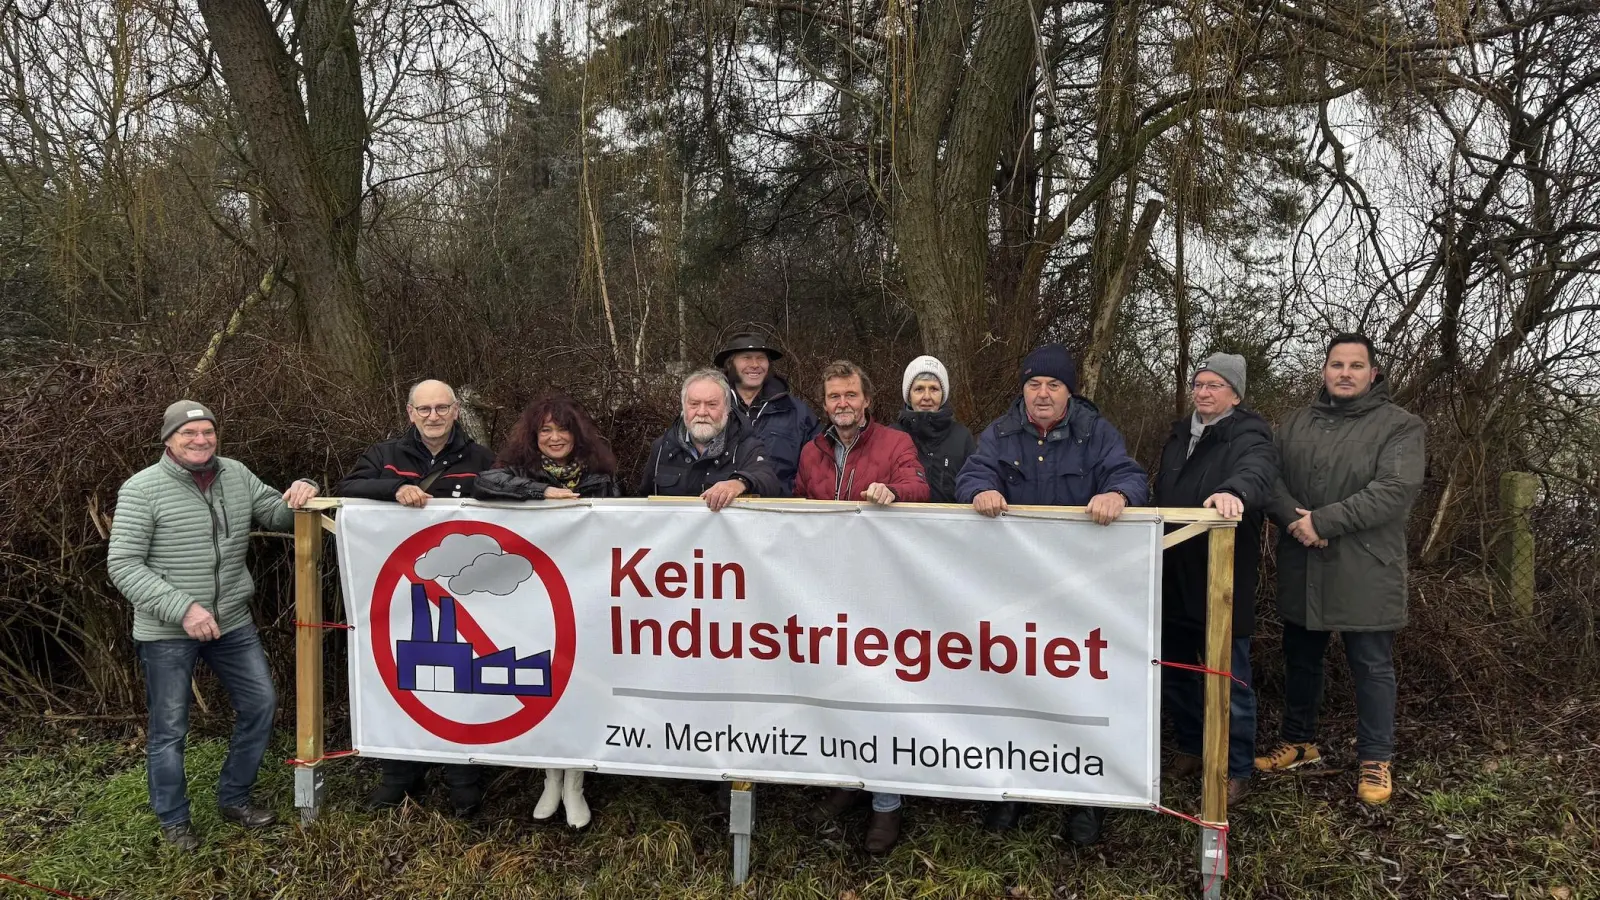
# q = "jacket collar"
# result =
<box><xmin>405</xmin><ymin>424</ymin><xmax>473</xmax><ymax>460</ymax></box>
<box><xmin>1171</xmin><ymin>408</ymin><xmax>1237</xmax><ymax>439</ymax></box>
<box><xmin>817</xmin><ymin>417</ymin><xmax>877</xmax><ymax>452</ymax></box>
<box><xmin>1167</xmin><ymin>407</ymin><xmax>1272</xmax><ymax>449</ymax></box>
<box><xmin>158</xmin><ymin>450</ymin><xmax>228</xmax><ymax>480</ymax></box>
<box><xmin>1169</xmin><ymin>406</ymin><xmax>1268</xmax><ymax>434</ymax></box>
<box><xmin>1313</xmin><ymin>375</ymin><xmax>1392</xmax><ymax>417</ymax></box>
<box><xmin>897</xmin><ymin>405</ymin><xmax>954</xmax><ymax>442</ymax></box>
<box><xmin>739</xmin><ymin>372</ymin><xmax>795</xmax><ymax>414</ymax></box>
<box><xmin>997</xmin><ymin>395</ymin><xmax>1101</xmax><ymax>443</ymax></box>
<box><xmin>666</xmin><ymin>411</ymin><xmax>748</xmax><ymax>460</ymax></box>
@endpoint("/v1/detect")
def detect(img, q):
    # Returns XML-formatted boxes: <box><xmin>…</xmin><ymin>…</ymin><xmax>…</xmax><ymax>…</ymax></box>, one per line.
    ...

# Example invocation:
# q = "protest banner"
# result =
<box><xmin>332</xmin><ymin>498</ymin><xmax>1164</xmax><ymax>807</ymax></box>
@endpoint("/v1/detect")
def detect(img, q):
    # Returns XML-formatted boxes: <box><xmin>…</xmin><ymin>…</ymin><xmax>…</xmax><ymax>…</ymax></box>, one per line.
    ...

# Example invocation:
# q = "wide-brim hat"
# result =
<box><xmin>714</xmin><ymin>333</ymin><xmax>784</xmax><ymax>367</ymax></box>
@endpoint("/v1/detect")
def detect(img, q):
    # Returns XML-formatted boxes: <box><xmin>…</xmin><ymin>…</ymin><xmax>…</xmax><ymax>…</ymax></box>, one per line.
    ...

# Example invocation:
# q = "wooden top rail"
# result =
<box><xmin>297</xmin><ymin>496</ymin><xmax>1237</xmax><ymax>525</ymax></box>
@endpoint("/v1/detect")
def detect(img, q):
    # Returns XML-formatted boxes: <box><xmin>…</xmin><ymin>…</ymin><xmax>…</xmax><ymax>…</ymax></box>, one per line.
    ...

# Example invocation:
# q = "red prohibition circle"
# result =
<box><xmin>370</xmin><ymin>520</ymin><xmax>575</xmax><ymax>744</ymax></box>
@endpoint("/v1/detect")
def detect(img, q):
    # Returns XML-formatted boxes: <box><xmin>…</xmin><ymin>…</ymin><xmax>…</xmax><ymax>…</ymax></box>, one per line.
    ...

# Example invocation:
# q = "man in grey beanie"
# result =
<box><xmin>1153</xmin><ymin>353</ymin><xmax>1278</xmax><ymax>805</ymax></box>
<box><xmin>108</xmin><ymin>401</ymin><xmax>320</xmax><ymax>851</ymax></box>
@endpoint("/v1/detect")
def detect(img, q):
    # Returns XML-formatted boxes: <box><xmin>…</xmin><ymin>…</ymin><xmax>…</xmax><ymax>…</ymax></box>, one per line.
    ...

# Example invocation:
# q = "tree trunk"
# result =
<box><xmin>193</xmin><ymin>0</ymin><xmax>378</xmax><ymax>388</ymax></box>
<box><xmin>298</xmin><ymin>0</ymin><xmax>365</xmax><ymax>261</ymax></box>
<box><xmin>892</xmin><ymin>0</ymin><xmax>1043</xmax><ymax>419</ymax></box>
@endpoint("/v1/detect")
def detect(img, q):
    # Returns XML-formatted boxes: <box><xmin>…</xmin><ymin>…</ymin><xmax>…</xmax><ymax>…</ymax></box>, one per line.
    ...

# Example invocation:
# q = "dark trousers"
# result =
<box><xmin>1279</xmin><ymin>621</ymin><xmax>1397</xmax><ymax>762</ymax></box>
<box><xmin>378</xmin><ymin>759</ymin><xmax>481</xmax><ymax>790</ymax></box>
<box><xmin>137</xmin><ymin>623</ymin><xmax>276</xmax><ymax>827</ymax></box>
<box><xmin>1162</xmin><ymin>624</ymin><xmax>1257</xmax><ymax>780</ymax></box>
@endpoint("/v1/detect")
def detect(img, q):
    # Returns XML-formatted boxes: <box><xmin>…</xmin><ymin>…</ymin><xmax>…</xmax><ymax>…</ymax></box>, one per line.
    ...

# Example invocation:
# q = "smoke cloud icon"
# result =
<box><xmin>415</xmin><ymin>533</ymin><xmax>535</xmax><ymax>596</ymax></box>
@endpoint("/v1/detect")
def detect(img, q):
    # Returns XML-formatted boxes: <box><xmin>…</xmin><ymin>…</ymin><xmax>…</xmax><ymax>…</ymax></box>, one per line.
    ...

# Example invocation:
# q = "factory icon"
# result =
<box><xmin>396</xmin><ymin>582</ymin><xmax>552</xmax><ymax>696</ymax></box>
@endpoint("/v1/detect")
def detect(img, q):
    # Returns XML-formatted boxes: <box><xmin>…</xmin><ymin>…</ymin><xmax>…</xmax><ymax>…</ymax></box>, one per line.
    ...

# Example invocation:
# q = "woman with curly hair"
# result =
<box><xmin>473</xmin><ymin>392</ymin><xmax>621</xmax><ymax>828</ymax></box>
<box><xmin>475</xmin><ymin>393</ymin><xmax>623</xmax><ymax>503</ymax></box>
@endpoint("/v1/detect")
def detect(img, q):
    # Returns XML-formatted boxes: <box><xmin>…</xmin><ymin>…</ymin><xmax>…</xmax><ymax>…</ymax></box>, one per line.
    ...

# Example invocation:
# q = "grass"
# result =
<box><xmin>1</xmin><ymin>720</ymin><xmax>1596</xmax><ymax>899</ymax></box>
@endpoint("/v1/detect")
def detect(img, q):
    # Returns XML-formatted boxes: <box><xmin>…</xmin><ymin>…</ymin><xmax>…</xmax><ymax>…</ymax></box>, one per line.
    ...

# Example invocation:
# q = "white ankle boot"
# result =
<box><xmin>533</xmin><ymin>768</ymin><xmax>562</xmax><ymax>820</ymax></box>
<box><xmin>562</xmin><ymin>769</ymin><xmax>590</xmax><ymax>828</ymax></box>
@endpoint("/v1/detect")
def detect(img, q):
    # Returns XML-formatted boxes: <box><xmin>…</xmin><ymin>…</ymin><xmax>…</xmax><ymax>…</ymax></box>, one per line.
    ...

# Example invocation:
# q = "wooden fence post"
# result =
<box><xmin>1199</xmin><ymin>524</ymin><xmax>1236</xmax><ymax>899</ymax></box>
<box><xmin>1495</xmin><ymin>472</ymin><xmax>1538</xmax><ymax>617</ymax></box>
<box><xmin>293</xmin><ymin>508</ymin><xmax>326</xmax><ymax>824</ymax></box>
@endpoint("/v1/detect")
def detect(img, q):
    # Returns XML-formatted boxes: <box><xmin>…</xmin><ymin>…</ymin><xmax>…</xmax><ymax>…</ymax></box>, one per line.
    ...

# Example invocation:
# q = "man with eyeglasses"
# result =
<box><xmin>107</xmin><ymin>400</ymin><xmax>321</xmax><ymax>851</ymax></box>
<box><xmin>1152</xmin><ymin>353</ymin><xmax>1278</xmax><ymax>806</ymax></box>
<box><xmin>336</xmin><ymin>380</ymin><xmax>494</xmax><ymax>508</ymax></box>
<box><xmin>334</xmin><ymin>379</ymin><xmax>496</xmax><ymax>814</ymax></box>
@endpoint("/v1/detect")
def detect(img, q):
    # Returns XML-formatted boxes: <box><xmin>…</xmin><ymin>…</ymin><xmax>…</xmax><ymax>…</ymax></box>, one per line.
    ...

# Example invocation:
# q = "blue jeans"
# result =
<box><xmin>1280</xmin><ymin>621</ymin><xmax>1397</xmax><ymax>762</ymax></box>
<box><xmin>1162</xmin><ymin>625</ymin><xmax>1257</xmax><ymax>780</ymax></box>
<box><xmin>138</xmin><ymin>622</ymin><xmax>277</xmax><ymax>827</ymax></box>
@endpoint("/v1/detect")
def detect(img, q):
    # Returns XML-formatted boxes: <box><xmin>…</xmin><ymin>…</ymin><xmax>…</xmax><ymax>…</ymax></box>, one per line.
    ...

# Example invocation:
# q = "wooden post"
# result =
<box><xmin>1495</xmin><ymin>472</ymin><xmax>1538</xmax><ymax>617</ymax></box>
<box><xmin>1199</xmin><ymin>525</ymin><xmax>1235</xmax><ymax>899</ymax></box>
<box><xmin>293</xmin><ymin>508</ymin><xmax>326</xmax><ymax>824</ymax></box>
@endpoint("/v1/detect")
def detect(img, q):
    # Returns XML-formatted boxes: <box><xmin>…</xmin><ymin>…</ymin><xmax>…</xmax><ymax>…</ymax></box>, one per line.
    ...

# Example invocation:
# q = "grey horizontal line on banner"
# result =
<box><xmin>612</xmin><ymin>688</ymin><xmax>1109</xmax><ymax>727</ymax></box>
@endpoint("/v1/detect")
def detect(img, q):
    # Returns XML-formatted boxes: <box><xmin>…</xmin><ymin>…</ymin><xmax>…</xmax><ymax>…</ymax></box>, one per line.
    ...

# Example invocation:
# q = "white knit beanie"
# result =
<box><xmin>901</xmin><ymin>355</ymin><xmax>952</xmax><ymax>405</ymax></box>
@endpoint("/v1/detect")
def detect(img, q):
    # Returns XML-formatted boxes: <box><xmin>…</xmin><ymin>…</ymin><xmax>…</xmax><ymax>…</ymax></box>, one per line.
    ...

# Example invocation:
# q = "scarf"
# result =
<box><xmin>1187</xmin><ymin>409</ymin><xmax>1233</xmax><ymax>458</ymax></box>
<box><xmin>541</xmin><ymin>457</ymin><xmax>584</xmax><ymax>491</ymax></box>
<box><xmin>167</xmin><ymin>448</ymin><xmax>220</xmax><ymax>492</ymax></box>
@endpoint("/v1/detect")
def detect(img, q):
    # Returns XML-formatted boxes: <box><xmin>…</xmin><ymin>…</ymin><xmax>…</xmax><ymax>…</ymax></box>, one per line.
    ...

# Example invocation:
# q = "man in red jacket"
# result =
<box><xmin>795</xmin><ymin>360</ymin><xmax>930</xmax><ymax>505</ymax></box>
<box><xmin>795</xmin><ymin>360</ymin><xmax>927</xmax><ymax>853</ymax></box>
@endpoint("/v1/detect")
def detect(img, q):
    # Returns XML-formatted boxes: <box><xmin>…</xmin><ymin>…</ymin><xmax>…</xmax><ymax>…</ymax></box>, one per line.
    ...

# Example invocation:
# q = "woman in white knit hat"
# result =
<box><xmin>890</xmin><ymin>355</ymin><xmax>977</xmax><ymax>503</ymax></box>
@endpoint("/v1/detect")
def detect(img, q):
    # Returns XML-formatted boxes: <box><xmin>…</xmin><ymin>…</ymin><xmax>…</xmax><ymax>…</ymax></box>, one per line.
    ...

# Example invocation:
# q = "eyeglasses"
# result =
<box><xmin>409</xmin><ymin>404</ymin><xmax>456</xmax><ymax>417</ymax></box>
<box><xmin>174</xmin><ymin>428</ymin><xmax>216</xmax><ymax>439</ymax></box>
<box><xmin>1190</xmin><ymin>381</ymin><xmax>1231</xmax><ymax>393</ymax></box>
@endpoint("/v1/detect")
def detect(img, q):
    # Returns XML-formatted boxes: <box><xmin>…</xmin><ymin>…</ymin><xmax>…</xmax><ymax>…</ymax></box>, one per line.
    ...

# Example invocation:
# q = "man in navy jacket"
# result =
<box><xmin>957</xmin><ymin>344</ymin><xmax>1148</xmax><ymax>518</ymax></box>
<box><xmin>954</xmin><ymin>343</ymin><xmax>1149</xmax><ymax>843</ymax></box>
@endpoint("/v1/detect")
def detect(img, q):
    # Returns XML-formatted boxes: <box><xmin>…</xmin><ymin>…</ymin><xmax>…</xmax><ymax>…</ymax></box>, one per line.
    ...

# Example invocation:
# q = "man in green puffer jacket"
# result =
<box><xmin>107</xmin><ymin>400</ymin><xmax>321</xmax><ymax>851</ymax></box>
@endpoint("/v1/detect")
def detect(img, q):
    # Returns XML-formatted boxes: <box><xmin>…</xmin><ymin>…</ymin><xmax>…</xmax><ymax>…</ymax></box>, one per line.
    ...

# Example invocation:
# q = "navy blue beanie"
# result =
<box><xmin>1020</xmin><ymin>344</ymin><xmax>1078</xmax><ymax>394</ymax></box>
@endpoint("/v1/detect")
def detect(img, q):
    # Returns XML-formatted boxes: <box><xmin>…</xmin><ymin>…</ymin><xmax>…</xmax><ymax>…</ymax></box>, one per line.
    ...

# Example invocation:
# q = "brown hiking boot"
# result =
<box><xmin>1357</xmin><ymin>761</ymin><xmax>1393</xmax><ymax>805</ymax></box>
<box><xmin>1227</xmin><ymin>777</ymin><xmax>1251</xmax><ymax>805</ymax></box>
<box><xmin>1254</xmin><ymin>741</ymin><xmax>1322</xmax><ymax>772</ymax></box>
<box><xmin>863</xmin><ymin>808</ymin><xmax>902</xmax><ymax>854</ymax></box>
<box><xmin>1168</xmin><ymin>752</ymin><xmax>1203</xmax><ymax>780</ymax></box>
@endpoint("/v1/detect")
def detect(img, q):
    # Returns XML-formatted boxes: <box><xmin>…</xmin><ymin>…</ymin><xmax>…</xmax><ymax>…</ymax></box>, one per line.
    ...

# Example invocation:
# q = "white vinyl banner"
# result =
<box><xmin>335</xmin><ymin>498</ymin><xmax>1163</xmax><ymax>808</ymax></box>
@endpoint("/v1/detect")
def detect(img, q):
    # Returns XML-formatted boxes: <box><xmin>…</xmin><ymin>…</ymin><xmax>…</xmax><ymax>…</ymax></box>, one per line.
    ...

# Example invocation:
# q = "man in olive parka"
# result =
<box><xmin>1256</xmin><ymin>333</ymin><xmax>1426</xmax><ymax>806</ymax></box>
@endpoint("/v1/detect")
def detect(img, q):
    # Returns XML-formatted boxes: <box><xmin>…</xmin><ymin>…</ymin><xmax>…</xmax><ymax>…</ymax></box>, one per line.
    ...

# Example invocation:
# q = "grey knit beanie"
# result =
<box><xmin>161</xmin><ymin>400</ymin><xmax>217</xmax><ymax>441</ymax></box>
<box><xmin>1194</xmin><ymin>353</ymin><xmax>1247</xmax><ymax>398</ymax></box>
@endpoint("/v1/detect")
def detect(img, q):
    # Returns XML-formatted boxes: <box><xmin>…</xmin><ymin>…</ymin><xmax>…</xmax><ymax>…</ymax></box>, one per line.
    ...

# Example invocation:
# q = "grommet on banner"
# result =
<box><xmin>718</xmin><ymin>772</ymin><xmax>864</xmax><ymax>788</ymax></box>
<box><xmin>999</xmin><ymin>790</ymin><xmax>1077</xmax><ymax>805</ymax></box>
